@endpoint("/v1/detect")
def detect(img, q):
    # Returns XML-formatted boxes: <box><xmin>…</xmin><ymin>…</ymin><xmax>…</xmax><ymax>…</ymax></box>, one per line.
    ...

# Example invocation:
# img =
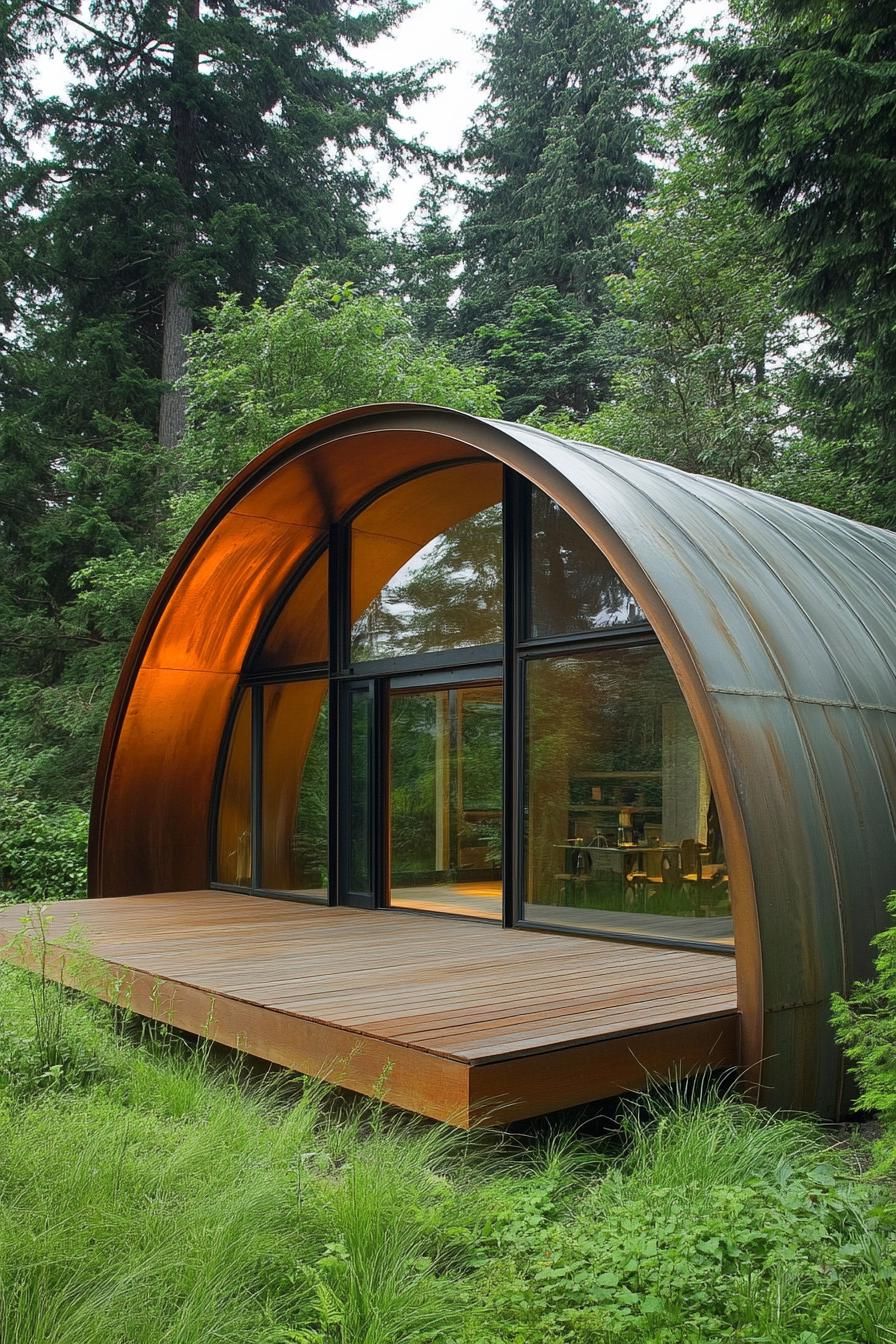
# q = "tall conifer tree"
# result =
<box><xmin>693</xmin><ymin>0</ymin><xmax>896</xmax><ymax>525</ymax></box>
<box><xmin>8</xmin><ymin>0</ymin><xmax>436</xmax><ymax>447</ymax></box>
<box><xmin>0</xmin><ymin>0</ymin><xmax>440</xmax><ymax>800</ymax></box>
<box><xmin>459</xmin><ymin>0</ymin><xmax>660</xmax><ymax>415</ymax></box>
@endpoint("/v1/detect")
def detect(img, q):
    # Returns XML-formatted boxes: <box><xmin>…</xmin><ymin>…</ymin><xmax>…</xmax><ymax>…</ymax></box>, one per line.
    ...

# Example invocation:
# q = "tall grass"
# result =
<box><xmin>613</xmin><ymin>1070</ymin><xmax>825</xmax><ymax>1187</ymax></box>
<box><xmin>0</xmin><ymin>960</ymin><xmax>893</xmax><ymax>1344</ymax></box>
<box><xmin>0</xmin><ymin>964</ymin><xmax>474</xmax><ymax>1344</ymax></box>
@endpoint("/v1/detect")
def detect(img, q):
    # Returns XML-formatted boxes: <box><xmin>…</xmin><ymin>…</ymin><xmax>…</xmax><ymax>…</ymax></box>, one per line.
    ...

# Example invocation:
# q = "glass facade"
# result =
<box><xmin>213</xmin><ymin>461</ymin><xmax>730</xmax><ymax>953</ymax></box>
<box><xmin>348</xmin><ymin>686</ymin><xmax>373</xmax><ymax>895</ymax></box>
<box><xmin>389</xmin><ymin>684</ymin><xmax>502</xmax><ymax>919</ymax></box>
<box><xmin>260</xmin><ymin>681</ymin><xmax>328</xmax><ymax>897</ymax></box>
<box><xmin>530</xmin><ymin>486</ymin><xmax>645</xmax><ymax>636</ymax></box>
<box><xmin>350</xmin><ymin>463</ymin><xmax>503</xmax><ymax>662</ymax></box>
<box><xmin>215</xmin><ymin>689</ymin><xmax>252</xmax><ymax>886</ymax></box>
<box><xmin>522</xmin><ymin>649</ymin><xmax>731</xmax><ymax>945</ymax></box>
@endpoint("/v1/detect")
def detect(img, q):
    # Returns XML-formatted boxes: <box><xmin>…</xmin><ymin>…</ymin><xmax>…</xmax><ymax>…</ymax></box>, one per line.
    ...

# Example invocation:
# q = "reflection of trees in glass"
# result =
<box><xmin>459</xmin><ymin>696</ymin><xmax>502</xmax><ymax>811</ymax></box>
<box><xmin>458</xmin><ymin>690</ymin><xmax>503</xmax><ymax>874</ymax></box>
<box><xmin>351</xmin><ymin>591</ymin><xmax>406</xmax><ymax>663</ymax></box>
<box><xmin>293</xmin><ymin>699</ymin><xmax>328</xmax><ymax>890</ymax></box>
<box><xmin>391</xmin><ymin>693</ymin><xmax>439</xmax><ymax>877</ymax></box>
<box><xmin>390</xmin><ymin>686</ymin><xmax>503</xmax><ymax>884</ymax></box>
<box><xmin>531</xmin><ymin>489</ymin><xmax>645</xmax><ymax>636</ymax></box>
<box><xmin>349</xmin><ymin>692</ymin><xmax>372</xmax><ymax>891</ymax></box>
<box><xmin>354</xmin><ymin>505</ymin><xmax>503</xmax><ymax>661</ymax></box>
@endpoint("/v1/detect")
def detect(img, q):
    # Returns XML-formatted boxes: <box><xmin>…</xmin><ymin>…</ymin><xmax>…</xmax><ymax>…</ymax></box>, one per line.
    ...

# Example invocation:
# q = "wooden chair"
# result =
<box><xmin>660</xmin><ymin>848</ymin><xmax>682</xmax><ymax>886</ymax></box>
<box><xmin>681</xmin><ymin>839</ymin><xmax>727</xmax><ymax>914</ymax></box>
<box><xmin>629</xmin><ymin>848</ymin><xmax>664</xmax><ymax>906</ymax></box>
<box><xmin>680</xmin><ymin>838</ymin><xmax>702</xmax><ymax>886</ymax></box>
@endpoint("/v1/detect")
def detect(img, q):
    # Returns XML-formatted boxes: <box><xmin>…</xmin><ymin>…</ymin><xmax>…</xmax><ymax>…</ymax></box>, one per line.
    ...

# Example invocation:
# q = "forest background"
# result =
<box><xmin>1</xmin><ymin>0</ymin><xmax>894</xmax><ymax>899</ymax></box>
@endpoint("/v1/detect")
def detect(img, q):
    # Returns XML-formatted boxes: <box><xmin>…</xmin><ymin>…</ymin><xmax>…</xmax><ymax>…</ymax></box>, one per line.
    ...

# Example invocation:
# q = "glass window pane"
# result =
<box><xmin>350</xmin><ymin>462</ymin><xmax>503</xmax><ymax>662</ymax></box>
<box><xmin>260</xmin><ymin>681</ymin><xmax>328</xmax><ymax>898</ymax></box>
<box><xmin>349</xmin><ymin>688</ymin><xmax>372</xmax><ymax>893</ymax></box>
<box><xmin>216</xmin><ymin>689</ymin><xmax>252</xmax><ymax>886</ymax></box>
<box><xmin>254</xmin><ymin>550</ymin><xmax>328</xmax><ymax>670</ymax></box>
<box><xmin>523</xmin><ymin>647</ymin><xmax>731</xmax><ymax>947</ymax></box>
<box><xmin>530</xmin><ymin>486</ymin><xmax>646</xmax><ymax>636</ymax></box>
<box><xmin>390</xmin><ymin>684</ymin><xmax>502</xmax><ymax>920</ymax></box>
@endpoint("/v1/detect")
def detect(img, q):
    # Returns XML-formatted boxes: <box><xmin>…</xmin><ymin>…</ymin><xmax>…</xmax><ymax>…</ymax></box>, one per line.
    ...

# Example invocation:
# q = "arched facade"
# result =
<box><xmin>89</xmin><ymin>405</ymin><xmax>896</xmax><ymax>1117</ymax></box>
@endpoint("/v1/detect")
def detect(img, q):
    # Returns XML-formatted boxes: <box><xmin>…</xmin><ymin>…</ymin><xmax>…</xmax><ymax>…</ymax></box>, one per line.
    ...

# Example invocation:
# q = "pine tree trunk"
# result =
<box><xmin>158</xmin><ymin>0</ymin><xmax>199</xmax><ymax>449</ymax></box>
<box><xmin>158</xmin><ymin>238</ymin><xmax>191</xmax><ymax>448</ymax></box>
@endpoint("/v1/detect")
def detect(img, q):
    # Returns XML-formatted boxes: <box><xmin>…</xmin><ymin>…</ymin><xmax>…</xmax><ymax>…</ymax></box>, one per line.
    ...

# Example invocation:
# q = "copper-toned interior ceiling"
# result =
<box><xmin>93</xmin><ymin>429</ymin><xmax>493</xmax><ymax>903</ymax></box>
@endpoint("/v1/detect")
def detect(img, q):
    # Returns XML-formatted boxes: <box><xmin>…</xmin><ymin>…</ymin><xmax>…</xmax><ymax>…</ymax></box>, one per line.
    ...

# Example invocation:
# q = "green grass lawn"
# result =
<box><xmin>0</xmin><ymin>960</ymin><xmax>894</xmax><ymax>1344</ymax></box>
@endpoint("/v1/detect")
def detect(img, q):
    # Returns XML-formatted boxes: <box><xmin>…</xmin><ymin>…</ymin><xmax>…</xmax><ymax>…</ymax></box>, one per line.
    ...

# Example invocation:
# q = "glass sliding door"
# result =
<box><xmin>389</xmin><ymin>683</ymin><xmax>502</xmax><ymax>920</ymax></box>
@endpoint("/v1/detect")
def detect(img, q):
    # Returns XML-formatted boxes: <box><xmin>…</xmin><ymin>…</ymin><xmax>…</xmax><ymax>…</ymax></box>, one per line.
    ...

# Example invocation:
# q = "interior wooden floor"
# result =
<box><xmin>392</xmin><ymin>880</ymin><xmax>734</xmax><ymax>946</ymax></box>
<box><xmin>391</xmin><ymin>880</ymin><xmax>503</xmax><ymax>919</ymax></box>
<box><xmin>0</xmin><ymin>891</ymin><xmax>739</xmax><ymax>1126</ymax></box>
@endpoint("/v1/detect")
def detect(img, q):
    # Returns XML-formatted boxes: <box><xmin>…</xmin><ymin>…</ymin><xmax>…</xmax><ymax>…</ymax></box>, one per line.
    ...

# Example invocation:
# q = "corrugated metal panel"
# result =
<box><xmin>487</xmin><ymin>423</ymin><xmax>896</xmax><ymax>1113</ymax></box>
<box><xmin>90</xmin><ymin>404</ymin><xmax>896</xmax><ymax>1115</ymax></box>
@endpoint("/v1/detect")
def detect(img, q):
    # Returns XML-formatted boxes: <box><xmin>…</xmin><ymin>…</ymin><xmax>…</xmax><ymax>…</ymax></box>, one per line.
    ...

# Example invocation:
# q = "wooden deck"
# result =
<box><xmin>0</xmin><ymin>892</ymin><xmax>739</xmax><ymax>1126</ymax></box>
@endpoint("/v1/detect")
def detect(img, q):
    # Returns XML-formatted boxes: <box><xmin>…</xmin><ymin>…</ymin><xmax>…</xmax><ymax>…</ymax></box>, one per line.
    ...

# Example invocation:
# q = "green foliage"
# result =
<box><xmin>753</xmin><ymin>433</ymin><xmax>890</xmax><ymax>528</ymax></box>
<box><xmin>0</xmin><ymin>913</ymin><xmax>107</xmax><ymax>1096</ymax></box>
<box><xmin>474</xmin><ymin>286</ymin><xmax>615</xmax><ymax>420</ymax></box>
<box><xmin>0</xmin><ymin>272</ymin><xmax>500</xmax><ymax>808</ymax></box>
<box><xmin>529</xmin><ymin>120</ymin><xmax>891</xmax><ymax>521</ymax></box>
<box><xmin>1</xmin><ymin>949</ymin><xmax>894</xmax><ymax>1343</ymax></box>
<box><xmin>833</xmin><ymin>892</ymin><xmax>896</xmax><ymax>1175</ymax></box>
<box><xmin>459</xmin><ymin>0</ymin><xmax>662</xmax><ymax>413</ymax></box>
<box><xmin>0</xmin><ymin>797</ymin><xmax>88</xmax><ymax>906</ymax></box>
<box><xmin>461</xmin><ymin>1087</ymin><xmax>895</xmax><ymax>1343</ymax></box>
<box><xmin>581</xmin><ymin>136</ymin><xmax>790</xmax><ymax>483</ymax></box>
<box><xmin>0</xmin><ymin>960</ymin><xmax>475</xmax><ymax>1344</ymax></box>
<box><xmin>390</xmin><ymin>187</ymin><xmax>463</xmax><ymax>345</ymax></box>
<box><xmin>178</xmin><ymin>271</ymin><xmax>500</xmax><ymax>498</ymax></box>
<box><xmin>692</xmin><ymin>0</ymin><xmax>896</xmax><ymax>526</ymax></box>
<box><xmin>0</xmin><ymin>0</ymin><xmax>451</xmax><ymax>811</ymax></box>
<box><xmin>5</xmin><ymin>0</ymin><xmax>437</xmax><ymax>431</ymax></box>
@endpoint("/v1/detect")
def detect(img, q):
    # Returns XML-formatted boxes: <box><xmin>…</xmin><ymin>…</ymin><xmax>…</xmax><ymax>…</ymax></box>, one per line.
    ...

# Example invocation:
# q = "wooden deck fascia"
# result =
<box><xmin>0</xmin><ymin>896</ymin><xmax>740</xmax><ymax>1127</ymax></box>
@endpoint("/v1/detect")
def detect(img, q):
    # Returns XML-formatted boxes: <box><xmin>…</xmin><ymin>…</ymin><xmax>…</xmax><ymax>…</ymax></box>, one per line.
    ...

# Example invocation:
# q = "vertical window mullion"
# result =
<box><xmin>327</xmin><ymin>522</ymin><xmax>345</xmax><ymax>904</ymax></box>
<box><xmin>251</xmin><ymin>683</ymin><xmax>263</xmax><ymax>891</ymax></box>
<box><xmin>503</xmin><ymin>467</ymin><xmax>526</xmax><ymax>928</ymax></box>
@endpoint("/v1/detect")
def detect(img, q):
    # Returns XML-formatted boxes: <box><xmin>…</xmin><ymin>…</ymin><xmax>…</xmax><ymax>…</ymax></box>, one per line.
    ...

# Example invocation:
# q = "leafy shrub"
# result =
<box><xmin>833</xmin><ymin>891</ymin><xmax>896</xmax><ymax>1174</ymax></box>
<box><xmin>460</xmin><ymin>1089</ymin><xmax>896</xmax><ymax>1344</ymax></box>
<box><xmin>179</xmin><ymin>271</ymin><xmax>501</xmax><ymax>498</ymax></box>
<box><xmin>0</xmin><ymin>796</ymin><xmax>88</xmax><ymax>904</ymax></box>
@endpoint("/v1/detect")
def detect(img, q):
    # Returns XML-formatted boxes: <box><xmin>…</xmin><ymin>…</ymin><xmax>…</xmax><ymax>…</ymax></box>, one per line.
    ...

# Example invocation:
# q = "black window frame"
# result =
<box><xmin>208</xmin><ymin>462</ymin><xmax>732</xmax><ymax>956</ymax></box>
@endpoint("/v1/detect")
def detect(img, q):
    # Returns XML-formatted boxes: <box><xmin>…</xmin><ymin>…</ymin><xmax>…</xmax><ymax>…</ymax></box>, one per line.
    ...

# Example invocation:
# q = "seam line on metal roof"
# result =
<box><xmin>709</xmin><ymin>687</ymin><xmax>896</xmax><ymax>713</ymax></box>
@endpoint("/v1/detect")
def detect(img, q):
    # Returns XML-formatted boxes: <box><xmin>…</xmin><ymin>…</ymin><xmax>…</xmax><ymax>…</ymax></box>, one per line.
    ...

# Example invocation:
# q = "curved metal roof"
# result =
<box><xmin>89</xmin><ymin>404</ymin><xmax>896</xmax><ymax>1116</ymax></box>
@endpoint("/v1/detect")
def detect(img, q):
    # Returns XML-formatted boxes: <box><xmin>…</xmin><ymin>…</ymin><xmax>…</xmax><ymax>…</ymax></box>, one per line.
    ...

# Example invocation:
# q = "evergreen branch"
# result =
<box><xmin>0</xmin><ymin>632</ymin><xmax>109</xmax><ymax>649</ymax></box>
<box><xmin>28</xmin><ymin>0</ymin><xmax>135</xmax><ymax>52</ymax></box>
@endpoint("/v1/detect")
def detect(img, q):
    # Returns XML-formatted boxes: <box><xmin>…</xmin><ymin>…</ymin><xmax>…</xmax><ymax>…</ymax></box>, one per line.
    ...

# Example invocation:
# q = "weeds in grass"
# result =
<box><xmin>0</xmin><ymin>909</ymin><xmax>109</xmax><ymax>1096</ymax></box>
<box><xmin>0</xmin><ymin>959</ymin><xmax>893</xmax><ymax>1344</ymax></box>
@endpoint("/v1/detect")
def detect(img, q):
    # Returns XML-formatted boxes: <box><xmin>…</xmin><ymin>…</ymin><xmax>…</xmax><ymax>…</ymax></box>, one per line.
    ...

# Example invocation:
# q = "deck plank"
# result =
<box><xmin>0</xmin><ymin>891</ymin><xmax>739</xmax><ymax>1125</ymax></box>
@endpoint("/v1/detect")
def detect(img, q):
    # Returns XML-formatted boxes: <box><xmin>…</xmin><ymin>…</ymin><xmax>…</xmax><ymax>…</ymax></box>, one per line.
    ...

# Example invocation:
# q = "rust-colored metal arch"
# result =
<box><xmin>90</xmin><ymin>404</ymin><xmax>896</xmax><ymax>1117</ymax></box>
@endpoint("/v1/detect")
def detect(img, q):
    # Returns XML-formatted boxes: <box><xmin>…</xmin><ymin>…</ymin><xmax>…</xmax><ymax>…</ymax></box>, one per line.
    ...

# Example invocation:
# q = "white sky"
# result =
<box><xmin>34</xmin><ymin>0</ymin><xmax>731</xmax><ymax>232</ymax></box>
